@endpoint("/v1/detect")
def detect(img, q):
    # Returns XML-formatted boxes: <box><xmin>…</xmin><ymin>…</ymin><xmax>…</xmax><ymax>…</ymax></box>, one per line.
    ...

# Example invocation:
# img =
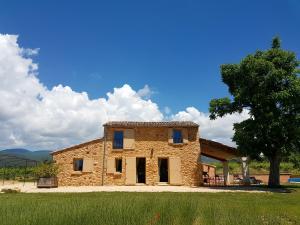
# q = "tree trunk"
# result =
<box><xmin>268</xmin><ymin>152</ymin><xmax>281</xmax><ymax>187</ymax></box>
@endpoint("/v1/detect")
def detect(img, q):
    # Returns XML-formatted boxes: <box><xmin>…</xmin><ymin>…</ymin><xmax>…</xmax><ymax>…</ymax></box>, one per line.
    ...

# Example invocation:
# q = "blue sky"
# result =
<box><xmin>1</xmin><ymin>0</ymin><xmax>299</xmax><ymax>113</ymax></box>
<box><xmin>0</xmin><ymin>1</ymin><xmax>299</xmax><ymax>149</ymax></box>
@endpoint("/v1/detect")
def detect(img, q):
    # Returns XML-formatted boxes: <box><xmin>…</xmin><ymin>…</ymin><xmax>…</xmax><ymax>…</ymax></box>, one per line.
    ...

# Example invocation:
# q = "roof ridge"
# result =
<box><xmin>51</xmin><ymin>138</ymin><xmax>103</xmax><ymax>155</ymax></box>
<box><xmin>103</xmin><ymin>121</ymin><xmax>199</xmax><ymax>127</ymax></box>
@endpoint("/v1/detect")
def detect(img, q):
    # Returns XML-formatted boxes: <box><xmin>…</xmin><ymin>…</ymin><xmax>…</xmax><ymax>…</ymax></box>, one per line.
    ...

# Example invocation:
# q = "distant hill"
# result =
<box><xmin>0</xmin><ymin>149</ymin><xmax>226</xmax><ymax>164</ymax></box>
<box><xmin>0</xmin><ymin>148</ymin><xmax>52</xmax><ymax>162</ymax></box>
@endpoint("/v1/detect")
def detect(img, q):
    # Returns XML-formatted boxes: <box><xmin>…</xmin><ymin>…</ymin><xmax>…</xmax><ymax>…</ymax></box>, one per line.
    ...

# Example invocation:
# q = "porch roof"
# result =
<box><xmin>200</xmin><ymin>138</ymin><xmax>240</xmax><ymax>161</ymax></box>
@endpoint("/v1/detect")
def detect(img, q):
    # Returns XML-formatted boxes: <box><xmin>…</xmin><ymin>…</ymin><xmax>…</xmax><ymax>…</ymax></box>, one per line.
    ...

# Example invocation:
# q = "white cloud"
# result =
<box><xmin>171</xmin><ymin>107</ymin><xmax>249</xmax><ymax>147</ymax></box>
<box><xmin>0</xmin><ymin>34</ymin><xmax>162</xmax><ymax>150</ymax></box>
<box><xmin>164</xmin><ymin>106</ymin><xmax>171</xmax><ymax>115</ymax></box>
<box><xmin>21</xmin><ymin>47</ymin><xmax>39</xmax><ymax>56</ymax></box>
<box><xmin>0</xmin><ymin>34</ymin><xmax>248</xmax><ymax>150</ymax></box>
<box><xmin>137</xmin><ymin>84</ymin><xmax>154</xmax><ymax>99</ymax></box>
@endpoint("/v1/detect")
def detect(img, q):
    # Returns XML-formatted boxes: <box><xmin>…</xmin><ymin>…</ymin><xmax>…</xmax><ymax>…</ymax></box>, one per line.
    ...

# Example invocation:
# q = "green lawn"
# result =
<box><xmin>1</xmin><ymin>187</ymin><xmax>300</xmax><ymax>225</ymax></box>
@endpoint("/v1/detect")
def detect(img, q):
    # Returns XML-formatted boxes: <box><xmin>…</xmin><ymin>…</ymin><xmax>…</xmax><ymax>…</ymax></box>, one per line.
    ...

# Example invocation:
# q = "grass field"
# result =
<box><xmin>1</xmin><ymin>187</ymin><xmax>300</xmax><ymax>225</ymax></box>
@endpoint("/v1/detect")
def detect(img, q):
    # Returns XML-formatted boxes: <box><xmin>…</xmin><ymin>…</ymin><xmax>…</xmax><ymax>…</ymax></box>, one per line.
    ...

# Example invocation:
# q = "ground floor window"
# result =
<box><xmin>73</xmin><ymin>159</ymin><xmax>83</xmax><ymax>171</ymax></box>
<box><xmin>115</xmin><ymin>158</ymin><xmax>122</xmax><ymax>173</ymax></box>
<box><xmin>158</xmin><ymin>158</ymin><xmax>169</xmax><ymax>182</ymax></box>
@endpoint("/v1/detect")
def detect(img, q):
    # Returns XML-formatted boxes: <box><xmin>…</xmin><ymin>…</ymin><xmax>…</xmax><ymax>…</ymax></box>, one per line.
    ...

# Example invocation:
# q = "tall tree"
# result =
<box><xmin>209</xmin><ymin>37</ymin><xmax>300</xmax><ymax>187</ymax></box>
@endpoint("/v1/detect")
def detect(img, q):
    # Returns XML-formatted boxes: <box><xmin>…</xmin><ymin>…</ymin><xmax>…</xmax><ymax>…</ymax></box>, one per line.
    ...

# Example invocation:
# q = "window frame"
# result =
<box><xmin>73</xmin><ymin>158</ymin><xmax>83</xmax><ymax>171</ymax></box>
<box><xmin>113</xmin><ymin>130</ymin><xmax>124</xmax><ymax>149</ymax></box>
<box><xmin>173</xmin><ymin>129</ymin><xmax>183</xmax><ymax>144</ymax></box>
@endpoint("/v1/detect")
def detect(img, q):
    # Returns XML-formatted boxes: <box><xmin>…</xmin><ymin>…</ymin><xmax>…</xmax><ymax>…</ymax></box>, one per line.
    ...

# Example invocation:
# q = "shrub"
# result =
<box><xmin>34</xmin><ymin>162</ymin><xmax>59</xmax><ymax>178</ymax></box>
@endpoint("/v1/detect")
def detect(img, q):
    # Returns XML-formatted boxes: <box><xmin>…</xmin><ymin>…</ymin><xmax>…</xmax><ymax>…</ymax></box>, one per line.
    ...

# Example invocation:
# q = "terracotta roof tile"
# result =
<box><xmin>103</xmin><ymin>121</ymin><xmax>199</xmax><ymax>128</ymax></box>
<box><xmin>51</xmin><ymin>138</ymin><xmax>103</xmax><ymax>155</ymax></box>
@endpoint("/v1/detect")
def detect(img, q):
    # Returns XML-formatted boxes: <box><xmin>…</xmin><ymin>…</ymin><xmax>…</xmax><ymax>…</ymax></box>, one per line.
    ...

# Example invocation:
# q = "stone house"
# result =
<box><xmin>52</xmin><ymin>121</ymin><xmax>241</xmax><ymax>186</ymax></box>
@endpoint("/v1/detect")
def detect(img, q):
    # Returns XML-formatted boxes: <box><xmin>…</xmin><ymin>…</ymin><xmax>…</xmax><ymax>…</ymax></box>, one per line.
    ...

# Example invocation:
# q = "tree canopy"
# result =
<box><xmin>209</xmin><ymin>37</ymin><xmax>300</xmax><ymax>186</ymax></box>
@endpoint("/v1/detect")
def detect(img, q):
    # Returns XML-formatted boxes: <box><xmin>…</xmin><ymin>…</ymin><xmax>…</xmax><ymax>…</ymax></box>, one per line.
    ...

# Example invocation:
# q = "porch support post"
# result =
<box><xmin>241</xmin><ymin>157</ymin><xmax>250</xmax><ymax>185</ymax></box>
<box><xmin>222</xmin><ymin>161</ymin><xmax>230</xmax><ymax>186</ymax></box>
<box><xmin>241</xmin><ymin>157</ymin><xmax>250</xmax><ymax>179</ymax></box>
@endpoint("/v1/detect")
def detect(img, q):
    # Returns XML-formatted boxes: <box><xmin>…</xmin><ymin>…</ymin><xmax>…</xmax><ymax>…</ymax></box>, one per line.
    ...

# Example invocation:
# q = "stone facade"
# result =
<box><xmin>52</xmin><ymin>121</ymin><xmax>203</xmax><ymax>186</ymax></box>
<box><xmin>52</xmin><ymin>139</ymin><xmax>104</xmax><ymax>186</ymax></box>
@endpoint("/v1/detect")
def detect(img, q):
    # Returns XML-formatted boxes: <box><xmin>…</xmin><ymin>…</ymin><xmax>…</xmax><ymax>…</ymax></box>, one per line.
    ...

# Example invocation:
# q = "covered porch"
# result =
<box><xmin>200</xmin><ymin>138</ymin><xmax>249</xmax><ymax>186</ymax></box>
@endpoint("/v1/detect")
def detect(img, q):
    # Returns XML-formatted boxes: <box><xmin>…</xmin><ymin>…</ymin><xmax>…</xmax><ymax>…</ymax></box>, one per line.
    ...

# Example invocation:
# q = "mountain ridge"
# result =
<box><xmin>0</xmin><ymin>148</ymin><xmax>52</xmax><ymax>162</ymax></box>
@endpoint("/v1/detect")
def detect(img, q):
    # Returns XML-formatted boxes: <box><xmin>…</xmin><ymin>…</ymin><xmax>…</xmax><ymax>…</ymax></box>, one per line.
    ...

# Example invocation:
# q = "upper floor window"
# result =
<box><xmin>113</xmin><ymin>131</ymin><xmax>124</xmax><ymax>149</ymax></box>
<box><xmin>73</xmin><ymin>159</ymin><xmax>83</xmax><ymax>171</ymax></box>
<box><xmin>173</xmin><ymin>129</ymin><xmax>183</xmax><ymax>143</ymax></box>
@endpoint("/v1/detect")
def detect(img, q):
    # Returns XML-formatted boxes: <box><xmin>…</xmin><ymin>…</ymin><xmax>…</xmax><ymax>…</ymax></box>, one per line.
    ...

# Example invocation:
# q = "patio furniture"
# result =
<box><xmin>249</xmin><ymin>176</ymin><xmax>263</xmax><ymax>185</ymax></box>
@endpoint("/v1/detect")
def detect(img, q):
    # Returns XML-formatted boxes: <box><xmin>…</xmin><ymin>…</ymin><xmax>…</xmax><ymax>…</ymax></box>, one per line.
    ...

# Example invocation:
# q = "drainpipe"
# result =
<box><xmin>101</xmin><ymin>126</ymin><xmax>107</xmax><ymax>186</ymax></box>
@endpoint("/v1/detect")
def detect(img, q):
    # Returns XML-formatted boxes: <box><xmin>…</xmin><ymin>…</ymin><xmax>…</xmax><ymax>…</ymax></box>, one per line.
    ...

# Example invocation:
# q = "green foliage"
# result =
<box><xmin>0</xmin><ymin>191</ymin><xmax>300</xmax><ymax>225</ymax></box>
<box><xmin>286</xmin><ymin>152</ymin><xmax>300</xmax><ymax>169</ymax></box>
<box><xmin>209</xmin><ymin>37</ymin><xmax>300</xmax><ymax>186</ymax></box>
<box><xmin>211</xmin><ymin>160</ymin><xmax>300</xmax><ymax>175</ymax></box>
<box><xmin>0</xmin><ymin>163</ymin><xmax>59</xmax><ymax>181</ymax></box>
<box><xmin>0</xmin><ymin>167</ymin><xmax>36</xmax><ymax>180</ymax></box>
<box><xmin>272</xmin><ymin>36</ymin><xmax>281</xmax><ymax>49</ymax></box>
<box><xmin>34</xmin><ymin>162</ymin><xmax>59</xmax><ymax>178</ymax></box>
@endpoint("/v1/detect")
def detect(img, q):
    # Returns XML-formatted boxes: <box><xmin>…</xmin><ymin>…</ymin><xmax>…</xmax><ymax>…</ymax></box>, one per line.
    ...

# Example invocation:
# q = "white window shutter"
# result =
<box><xmin>183</xmin><ymin>128</ymin><xmax>189</xmax><ymax>144</ymax></box>
<box><xmin>124</xmin><ymin>129</ymin><xmax>135</xmax><ymax>149</ymax></box>
<box><xmin>125</xmin><ymin>157</ymin><xmax>136</xmax><ymax>185</ymax></box>
<box><xmin>107</xmin><ymin>158</ymin><xmax>115</xmax><ymax>173</ymax></box>
<box><xmin>82</xmin><ymin>158</ymin><xmax>94</xmax><ymax>172</ymax></box>
<box><xmin>169</xmin><ymin>157</ymin><xmax>182</xmax><ymax>185</ymax></box>
<box><xmin>168</xmin><ymin>128</ymin><xmax>173</xmax><ymax>144</ymax></box>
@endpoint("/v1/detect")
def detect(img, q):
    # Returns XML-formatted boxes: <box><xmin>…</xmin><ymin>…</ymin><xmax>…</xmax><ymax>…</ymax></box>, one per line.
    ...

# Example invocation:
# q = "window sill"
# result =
<box><xmin>112</xmin><ymin>149</ymin><xmax>124</xmax><ymax>152</ymax></box>
<box><xmin>114</xmin><ymin>172</ymin><xmax>122</xmax><ymax>176</ymax></box>
<box><xmin>157</xmin><ymin>182</ymin><xmax>169</xmax><ymax>186</ymax></box>
<box><xmin>71</xmin><ymin>171</ymin><xmax>82</xmax><ymax>175</ymax></box>
<box><xmin>168</xmin><ymin>143</ymin><xmax>188</xmax><ymax>146</ymax></box>
<box><xmin>112</xmin><ymin>148</ymin><xmax>134</xmax><ymax>151</ymax></box>
<box><xmin>106</xmin><ymin>172</ymin><xmax>122</xmax><ymax>177</ymax></box>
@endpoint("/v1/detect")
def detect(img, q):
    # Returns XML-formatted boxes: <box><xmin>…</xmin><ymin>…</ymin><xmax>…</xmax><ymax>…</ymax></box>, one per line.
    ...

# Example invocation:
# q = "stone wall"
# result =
<box><xmin>104</xmin><ymin>126</ymin><xmax>202</xmax><ymax>186</ymax></box>
<box><xmin>52</xmin><ymin>139</ymin><xmax>104</xmax><ymax>186</ymax></box>
<box><xmin>202</xmin><ymin>163</ymin><xmax>216</xmax><ymax>178</ymax></box>
<box><xmin>246</xmin><ymin>173</ymin><xmax>291</xmax><ymax>184</ymax></box>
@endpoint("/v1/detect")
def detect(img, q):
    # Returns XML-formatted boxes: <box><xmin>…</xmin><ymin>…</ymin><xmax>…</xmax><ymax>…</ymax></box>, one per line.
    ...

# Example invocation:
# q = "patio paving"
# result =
<box><xmin>0</xmin><ymin>182</ymin><xmax>282</xmax><ymax>193</ymax></box>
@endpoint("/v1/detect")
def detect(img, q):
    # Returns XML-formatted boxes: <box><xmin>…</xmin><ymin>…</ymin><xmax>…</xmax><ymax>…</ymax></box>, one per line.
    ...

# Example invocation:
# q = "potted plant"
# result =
<box><xmin>35</xmin><ymin>162</ymin><xmax>59</xmax><ymax>188</ymax></box>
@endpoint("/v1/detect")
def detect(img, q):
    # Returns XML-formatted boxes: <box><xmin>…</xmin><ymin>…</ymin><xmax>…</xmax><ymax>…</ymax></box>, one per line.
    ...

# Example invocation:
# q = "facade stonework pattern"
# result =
<box><xmin>52</xmin><ymin>122</ymin><xmax>203</xmax><ymax>186</ymax></box>
<box><xmin>52</xmin><ymin>139</ymin><xmax>104</xmax><ymax>186</ymax></box>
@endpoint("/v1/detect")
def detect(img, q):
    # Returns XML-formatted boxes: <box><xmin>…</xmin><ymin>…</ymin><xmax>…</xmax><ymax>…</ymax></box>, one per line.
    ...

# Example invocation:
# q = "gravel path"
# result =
<box><xmin>0</xmin><ymin>182</ymin><xmax>274</xmax><ymax>193</ymax></box>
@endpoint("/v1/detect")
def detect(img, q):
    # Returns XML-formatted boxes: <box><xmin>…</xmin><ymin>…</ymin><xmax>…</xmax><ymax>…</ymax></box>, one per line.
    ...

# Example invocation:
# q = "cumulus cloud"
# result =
<box><xmin>172</xmin><ymin>107</ymin><xmax>249</xmax><ymax>147</ymax></box>
<box><xmin>0</xmin><ymin>34</ymin><xmax>162</xmax><ymax>150</ymax></box>
<box><xmin>0</xmin><ymin>34</ymin><xmax>248</xmax><ymax>150</ymax></box>
<box><xmin>137</xmin><ymin>84</ymin><xmax>154</xmax><ymax>99</ymax></box>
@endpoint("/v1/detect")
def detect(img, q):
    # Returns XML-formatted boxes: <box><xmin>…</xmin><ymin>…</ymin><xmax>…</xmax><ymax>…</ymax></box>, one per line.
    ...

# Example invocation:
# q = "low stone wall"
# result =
<box><xmin>227</xmin><ymin>173</ymin><xmax>291</xmax><ymax>184</ymax></box>
<box><xmin>251</xmin><ymin>173</ymin><xmax>291</xmax><ymax>184</ymax></box>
